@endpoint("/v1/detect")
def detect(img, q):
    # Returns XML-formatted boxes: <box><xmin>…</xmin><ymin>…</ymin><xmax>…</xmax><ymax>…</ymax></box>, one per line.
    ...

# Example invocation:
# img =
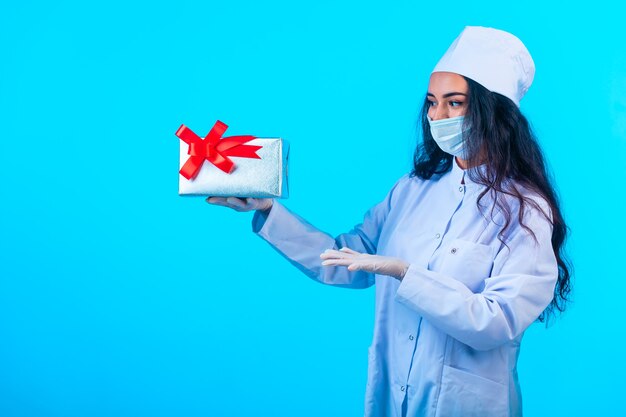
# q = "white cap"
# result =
<box><xmin>432</xmin><ymin>26</ymin><xmax>535</xmax><ymax>107</ymax></box>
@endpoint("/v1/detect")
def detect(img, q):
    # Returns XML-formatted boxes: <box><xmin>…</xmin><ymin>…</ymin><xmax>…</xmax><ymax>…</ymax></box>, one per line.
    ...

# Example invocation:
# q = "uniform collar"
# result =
<box><xmin>449</xmin><ymin>157</ymin><xmax>487</xmax><ymax>192</ymax></box>
<box><xmin>450</xmin><ymin>157</ymin><xmax>466</xmax><ymax>186</ymax></box>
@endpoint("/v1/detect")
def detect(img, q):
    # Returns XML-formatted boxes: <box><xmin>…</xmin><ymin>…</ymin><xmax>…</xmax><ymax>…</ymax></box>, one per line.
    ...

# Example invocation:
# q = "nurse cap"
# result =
<box><xmin>432</xmin><ymin>26</ymin><xmax>535</xmax><ymax>107</ymax></box>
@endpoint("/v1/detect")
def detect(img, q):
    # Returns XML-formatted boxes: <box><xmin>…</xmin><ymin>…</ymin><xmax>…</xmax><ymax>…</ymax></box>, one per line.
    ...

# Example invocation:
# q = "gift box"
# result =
<box><xmin>176</xmin><ymin>120</ymin><xmax>289</xmax><ymax>198</ymax></box>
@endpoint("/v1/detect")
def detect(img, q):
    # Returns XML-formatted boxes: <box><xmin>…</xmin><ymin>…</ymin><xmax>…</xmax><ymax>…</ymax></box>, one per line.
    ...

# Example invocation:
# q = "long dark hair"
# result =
<box><xmin>411</xmin><ymin>76</ymin><xmax>572</xmax><ymax>323</ymax></box>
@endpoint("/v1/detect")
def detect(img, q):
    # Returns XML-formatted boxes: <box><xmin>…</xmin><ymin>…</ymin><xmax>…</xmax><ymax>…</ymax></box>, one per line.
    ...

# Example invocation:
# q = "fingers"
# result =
<box><xmin>320</xmin><ymin>249</ymin><xmax>354</xmax><ymax>260</ymax></box>
<box><xmin>225</xmin><ymin>197</ymin><xmax>248</xmax><ymax>210</ymax></box>
<box><xmin>320</xmin><ymin>258</ymin><xmax>369</xmax><ymax>272</ymax></box>
<box><xmin>320</xmin><ymin>248</ymin><xmax>368</xmax><ymax>270</ymax></box>
<box><xmin>319</xmin><ymin>247</ymin><xmax>362</xmax><ymax>259</ymax></box>
<box><xmin>339</xmin><ymin>247</ymin><xmax>360</xmax><ymax>254</ymax></box>
<box><xmin>206</xmin><ymin>197</ymin><xmax>230</xmax><ymax>207</ymax></box>
<box><xmin>205</xmin><ymin>196</ymin><xmax>253</xmax><ymax>212</ymax></box>
<box><xmin>321</xmin><ymin>258</ymin><xmax>355</xmax><ymax>267</ymax></box>
<box><xmin>347</xmin><ymin>263</ymin><xmax>364</xmax><ymax>271</ymax></box>
<box><xmin>245</xmin><ymin>198</ymin><xmax>267</xmax><ymax>211</ymax></box>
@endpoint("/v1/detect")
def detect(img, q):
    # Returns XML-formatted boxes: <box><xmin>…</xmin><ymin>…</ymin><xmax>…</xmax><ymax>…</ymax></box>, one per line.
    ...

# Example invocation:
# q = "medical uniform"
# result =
<box><xmin>251</xmin><ymin>158</ymin><xmax>558</xmax><ymax>417</ymax></box>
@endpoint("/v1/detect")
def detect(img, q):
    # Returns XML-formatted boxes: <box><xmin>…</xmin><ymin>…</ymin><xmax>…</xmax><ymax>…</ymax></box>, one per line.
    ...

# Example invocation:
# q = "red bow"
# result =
<box><xmin>176</xmin><ymin>120</ymin><xmax>262</xmax><ymax>179</ymax></box>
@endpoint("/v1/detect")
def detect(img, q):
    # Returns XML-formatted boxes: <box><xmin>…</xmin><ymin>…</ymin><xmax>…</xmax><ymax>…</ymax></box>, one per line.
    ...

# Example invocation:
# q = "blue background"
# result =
<box><xmin>1</xmin><ymin>1</ymin><xmax>624</xmax><ymax>416</ymax></box>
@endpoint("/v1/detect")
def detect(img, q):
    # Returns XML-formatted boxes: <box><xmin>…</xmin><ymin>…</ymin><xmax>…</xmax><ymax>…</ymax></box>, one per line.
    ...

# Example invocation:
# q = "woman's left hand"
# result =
<box><xmin>320</xmin><ymin>247</ymin><xmax>410</xmax><ymax>281</ymax></box>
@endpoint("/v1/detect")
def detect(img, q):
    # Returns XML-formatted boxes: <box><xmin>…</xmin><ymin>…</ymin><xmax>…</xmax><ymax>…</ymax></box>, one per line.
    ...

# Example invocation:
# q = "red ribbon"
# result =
<box><xmin>176</xmin><ymin>120</ymin><xmax>262</xmax><ymax>179</ymax></box>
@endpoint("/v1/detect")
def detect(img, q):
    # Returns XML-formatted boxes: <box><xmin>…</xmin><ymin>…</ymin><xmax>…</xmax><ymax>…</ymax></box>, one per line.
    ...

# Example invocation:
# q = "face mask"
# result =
<box><xmin>427</xmin><ymin>115</ymin><xmax>471</xmax><ymax>158</ymax></box>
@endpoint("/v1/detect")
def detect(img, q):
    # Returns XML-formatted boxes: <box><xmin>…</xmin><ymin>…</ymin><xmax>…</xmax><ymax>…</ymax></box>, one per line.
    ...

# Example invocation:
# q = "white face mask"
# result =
<box><xmin>427</xmin><ymin>115</ymin><xmax>471</xmax><ymax>159</ymax></box>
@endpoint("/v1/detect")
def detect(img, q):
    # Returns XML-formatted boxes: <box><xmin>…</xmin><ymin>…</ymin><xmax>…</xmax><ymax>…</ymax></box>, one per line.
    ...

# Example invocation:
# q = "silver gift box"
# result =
<box><xmin>178</xmin><ymin>138</ymin><xmax>289</xmax><ymax>198</ymax></box>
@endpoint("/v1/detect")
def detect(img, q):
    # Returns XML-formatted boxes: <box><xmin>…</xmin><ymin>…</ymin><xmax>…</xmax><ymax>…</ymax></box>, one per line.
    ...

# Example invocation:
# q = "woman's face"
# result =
<box><xmin>427</xmin><ymin>72</ymin><xmax>469</xmax><ymax>120</ymax></box>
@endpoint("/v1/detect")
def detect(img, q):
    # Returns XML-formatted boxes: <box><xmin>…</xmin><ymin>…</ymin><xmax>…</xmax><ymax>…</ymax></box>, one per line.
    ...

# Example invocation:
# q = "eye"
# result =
<box><xmin>450</xmin><ymin>101</ymin><xmax>464</xmax><ymax>107</ymax></box>
<box><xmin>427</xmin><ymin>100</ymin><xmax>436</xmax><ymax>107</ymax></box>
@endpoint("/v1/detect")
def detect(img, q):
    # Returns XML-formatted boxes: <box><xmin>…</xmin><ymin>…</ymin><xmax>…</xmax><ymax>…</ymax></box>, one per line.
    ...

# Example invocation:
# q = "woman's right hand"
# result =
<box><xmin>205</xmin><ymin>197</ymin><xmax>273</xmax><ymax>213</ymax></box>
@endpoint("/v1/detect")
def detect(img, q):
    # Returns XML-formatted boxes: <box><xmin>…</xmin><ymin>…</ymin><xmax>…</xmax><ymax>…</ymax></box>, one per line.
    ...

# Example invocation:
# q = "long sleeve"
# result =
<box><xmin>252</xmin><ymin>177</ymin><xmax>406</xmax><ymax>289</ymax></box>
<box><xmin>394</xmin><ymin>198</ymin><xmax>559</xmax><ymax>351</ymax></box>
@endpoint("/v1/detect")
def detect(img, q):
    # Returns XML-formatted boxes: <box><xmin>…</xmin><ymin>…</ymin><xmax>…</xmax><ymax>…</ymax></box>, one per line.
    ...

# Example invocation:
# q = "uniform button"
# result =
<box><xmin>450</xmin><ymin>248</ymin><xmax>458</xmax><ymax>254</ymax></box>
<box><xmin>459</xmin><ymin>186</ymin><xmax>464</xmax><ymax>192</ymax></box>
<box><xmin>409</xmin><ymin>335</ymin><xmax>414</xmax><ymax>341</ymax></box>
<box><xmin>400</xmin><ymin>385</ymin><xmax>405</xmax><ymax>392</ymax></box>
<box><xmin>435</xmin><ymin>233</ymin><xmax>441</xmax><ymax>239</ymax></box>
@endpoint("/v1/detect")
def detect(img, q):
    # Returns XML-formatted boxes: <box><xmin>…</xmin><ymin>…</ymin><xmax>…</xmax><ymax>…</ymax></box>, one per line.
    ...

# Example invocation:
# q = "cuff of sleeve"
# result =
<box><xmin>395</xmin><ymin>263</ymin><xmax>473</xmax><ymax>313</ymax></box>
<box><xmin>251</xmin><ymin>200</ymin><xmax>283</xmax><ymax>237</ymax></box>
<box><xmin>395</xmin><ymin>264</ymin><xmax>429</xmax><ymax>310</ymax></box>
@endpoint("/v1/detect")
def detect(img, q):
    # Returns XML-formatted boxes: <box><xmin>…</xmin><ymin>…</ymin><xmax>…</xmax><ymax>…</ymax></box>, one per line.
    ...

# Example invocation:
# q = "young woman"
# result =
<box><xmin>207</xmin><ymin>26</ymin><xmax>571</xmax><ymax>417</ymax></box>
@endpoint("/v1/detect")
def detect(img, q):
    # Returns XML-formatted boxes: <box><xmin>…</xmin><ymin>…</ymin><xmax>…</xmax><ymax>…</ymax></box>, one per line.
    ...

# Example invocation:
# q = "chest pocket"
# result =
<box><xmin>438</xmin><ymin>238</ymin><xmax>495</xmax><ymax>293</ymax></box>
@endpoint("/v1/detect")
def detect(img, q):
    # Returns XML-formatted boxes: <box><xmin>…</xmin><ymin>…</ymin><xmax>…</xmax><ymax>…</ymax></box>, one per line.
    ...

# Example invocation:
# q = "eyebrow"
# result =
<box><xmin>427</xmin><ymin>92</ymin><xmax>468</xmax><ymax>98</ymax></box>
